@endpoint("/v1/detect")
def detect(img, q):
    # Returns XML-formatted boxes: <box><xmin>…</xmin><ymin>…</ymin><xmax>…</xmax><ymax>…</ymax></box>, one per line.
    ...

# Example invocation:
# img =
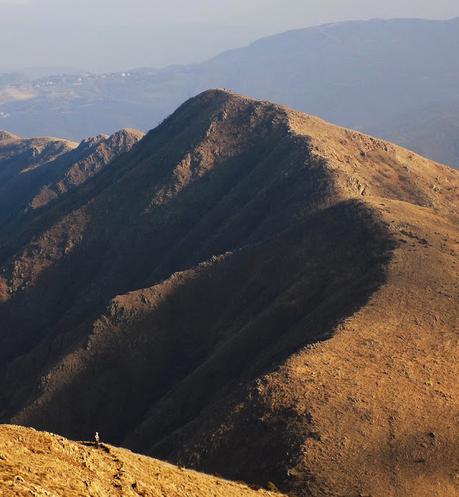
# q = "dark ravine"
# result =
<box><xmin>0</xmin><ymin>90</ymin><xmax>458</xmax><ymax>497</ymax></box>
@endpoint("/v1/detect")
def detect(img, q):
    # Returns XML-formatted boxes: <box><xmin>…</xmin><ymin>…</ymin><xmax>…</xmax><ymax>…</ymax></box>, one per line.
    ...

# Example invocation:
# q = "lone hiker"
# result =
<box><xmin>95</xmin><ymin>432</ymin><xmax>100</xmax><ymax>448</ymax></box>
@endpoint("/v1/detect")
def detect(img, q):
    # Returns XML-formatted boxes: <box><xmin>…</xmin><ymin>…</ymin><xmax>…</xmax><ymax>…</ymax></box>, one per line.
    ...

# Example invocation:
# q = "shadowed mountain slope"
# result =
<box><xmin>0</xmin><ymin>425</ymin><xmax>283</xmax><ymax>497</ymax></box>
<box><xmin>0</xmin><ymin>128</ymin><xmax>143</xmax><ymax>227</ymax></box>
<box><xmin>0</xmin><ymin>131</ymin><xmax>77</xmax><ymax>223</ymax></box>
<box><xmin>0</xmin><ymin>90</ymin><xmax>457</xmax><ymax>497</ymax></box>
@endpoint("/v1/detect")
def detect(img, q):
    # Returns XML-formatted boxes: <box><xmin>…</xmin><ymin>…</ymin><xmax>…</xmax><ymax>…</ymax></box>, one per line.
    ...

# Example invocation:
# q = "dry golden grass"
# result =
<box><xmin>0</xmin><ymin>425</ymin><xmax>284</xmax><ymax>497</ymax></box>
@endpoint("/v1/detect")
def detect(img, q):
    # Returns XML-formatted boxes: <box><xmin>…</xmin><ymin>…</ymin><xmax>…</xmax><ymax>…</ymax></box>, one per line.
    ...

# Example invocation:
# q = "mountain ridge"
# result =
<box><xmin>0</xmin><ymin>90</ymin><xmax>457</xmax><ymax>497</ymax></box>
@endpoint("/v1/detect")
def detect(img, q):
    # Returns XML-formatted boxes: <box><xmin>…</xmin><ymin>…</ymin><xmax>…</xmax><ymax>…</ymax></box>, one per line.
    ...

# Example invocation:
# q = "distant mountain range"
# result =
<box><xmin>0</xmin><ymin>89</ymin><xmax>458</xmax><ymax>497</ymax></box>
<box><xmin>0</xmin><ymin>17</ymin><xmax>458</xmax><ymax>168</ymax></box>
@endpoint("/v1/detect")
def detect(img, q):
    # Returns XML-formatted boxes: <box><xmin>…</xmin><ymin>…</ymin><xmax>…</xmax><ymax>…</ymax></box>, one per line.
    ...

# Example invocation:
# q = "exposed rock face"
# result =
<box><xmin>0</xmin><ymin>90</ymin><xmax>457</xmax><ymax>497</ymax></box>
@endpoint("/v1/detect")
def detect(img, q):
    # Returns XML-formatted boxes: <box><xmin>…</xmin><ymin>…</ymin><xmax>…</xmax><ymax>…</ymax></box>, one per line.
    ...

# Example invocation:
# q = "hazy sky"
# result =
<box><xmin>1</xmin><ymin>0</ymin><xmax>459</xmax><ymax>73</ymax></box>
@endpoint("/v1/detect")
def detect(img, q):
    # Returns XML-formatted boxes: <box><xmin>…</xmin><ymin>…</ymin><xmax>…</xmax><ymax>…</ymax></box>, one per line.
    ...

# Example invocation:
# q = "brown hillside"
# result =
<box><xmin>0</xmin><ymin>425</ymin><xmax>282</xmax><ymax>497</ymax></box>
<box><xmin>0</xmin><ymin>90</ymin><xmax>457</xmax><ymax>497</ymax></box>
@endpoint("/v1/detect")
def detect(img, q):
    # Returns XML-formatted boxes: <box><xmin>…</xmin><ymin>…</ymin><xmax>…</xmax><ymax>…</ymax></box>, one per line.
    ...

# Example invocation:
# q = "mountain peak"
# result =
<box><xmin>0</xmin><ymin>130</ymin><xmax>21</xmax><ymax>142</ymax></box>
<box><xmin>113</xmin><ymin>127</ymin><xmax>145</xmax><ymax>139</ymax></box>
<box><xmin>106</xmin><ymin>128</ymin><xmax>145</xmax><ymax>149</ymax></box>
<box><xmin>159</xmin><ymin>89</ymin><xmax>457</xmax><ymax>224</ymax></box>
<box><xmin>78</xmin><ymin>133</ymin><xmax>109</xmax><ymax>150</ymax></box>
